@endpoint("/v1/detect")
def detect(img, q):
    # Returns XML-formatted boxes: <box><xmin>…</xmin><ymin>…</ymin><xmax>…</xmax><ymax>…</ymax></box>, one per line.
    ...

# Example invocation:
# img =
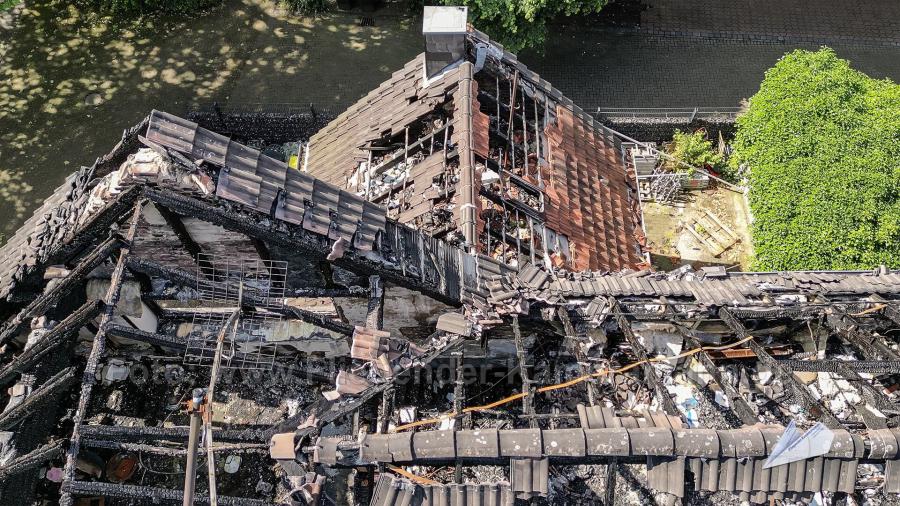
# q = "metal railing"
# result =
<box><xmin>596</xmin><ymin>107</ymin><xmax>742</xmax><ymax>121</ymax></box>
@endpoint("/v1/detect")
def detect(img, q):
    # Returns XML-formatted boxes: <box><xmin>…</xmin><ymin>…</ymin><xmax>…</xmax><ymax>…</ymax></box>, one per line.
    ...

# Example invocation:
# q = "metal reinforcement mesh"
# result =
<box><xmin>183</xmin><ymin>254</ymin><xmax>287</xmax><ymax>370</ymax></box>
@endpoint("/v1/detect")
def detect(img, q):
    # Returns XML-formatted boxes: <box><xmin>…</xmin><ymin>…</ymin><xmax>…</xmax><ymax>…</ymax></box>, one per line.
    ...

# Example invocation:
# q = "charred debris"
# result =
<box><xmin>0</xmin><ymin>7</ymin><xmax>900</xmax><ymax>506</ymax></box>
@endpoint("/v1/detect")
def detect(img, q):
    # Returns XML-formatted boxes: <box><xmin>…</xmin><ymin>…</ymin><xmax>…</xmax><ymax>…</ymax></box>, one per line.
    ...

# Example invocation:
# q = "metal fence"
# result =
<box><xmin>596</xmin><ymin>107</ymin><xmax>742</xmax><ymax>121</ymax></box>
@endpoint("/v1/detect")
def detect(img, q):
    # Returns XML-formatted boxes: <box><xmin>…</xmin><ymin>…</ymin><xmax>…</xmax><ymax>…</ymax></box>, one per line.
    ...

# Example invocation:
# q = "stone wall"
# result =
<box><xmin>598</xmin><ymin>116</ymin><xmax>736</xmax><ymax>144</ymax></box>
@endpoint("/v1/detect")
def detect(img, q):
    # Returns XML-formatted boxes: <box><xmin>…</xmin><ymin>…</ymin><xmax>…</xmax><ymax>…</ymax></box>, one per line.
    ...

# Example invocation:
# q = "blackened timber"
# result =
<box><xmin>125</xmin><ymin>257</ymin><xmax>355</xmax><ymax>335</ymax></box>
<box><xmin>79</xmin><ymin>424</ymin><xmax>269</xmax><ymax>443</ymax></box>
<box><xmin>663</xmin><ymin>301</ymin><xmax>757</xmax><ymax>426</ymax></box>
<box><xmin>293</xmin><ymin>287</ymin><xmax>368</xmax><ymax>298</ymax></box>
<box><xmin>141</xmin><ymin>187</ymin><xmax>461</xmax><ymax>306</ymax></box>
<box><xmin>512</xmin><ymin>315</ymin><xmax>536</xmax><ymax>427</ymax></box>
<box><xmin>0</xmin><ymin>366</ymin><xmax>78</xmax><ymax>430</ymax></box>
<box><xmin>557</xmin><ymin>307</ymin><xmax>597</xmax><ymax>406</ymax></box>
<box><xmin>154</xmin><ymin>203</ymin><xmax>203</xmax><ymax>260</ymax></box>
<box><xmin>869</xmin><ymin>295</ymin><xmax>900</xmax><ymax>325</ymax></box>
<box><xmin>778</xmin><ymin>359</ymin><xmax>900</xmax><ymax>375</ymax></box>
<box><xmin>610</xmin><ymin>299</ymin><xmax>681</xmax><ymax>418</ymax></box>
<box><xmin>826</xmin><ymin>312</ymin><xmax>900</xmax><ymax>362</ymax></box>
<box><xmin>0</xmin><ymin>440</ymin><xmax>64</xmax><ymax>480</ymax></box>
<box><xmin>64</xmin><ymin>481</ymin><xmax>269</xmax><ymax>506</ymax></box>
<box><xmin>106</xmin><ymin>324</ymin><xmax>187</xmax><ymax>350</ymax></box>
<box><xmin>81</xmin><ymin>439</ymin><xmax>268</xmax><ymax>456</ymax></box>
<box><xmin>719</xmin><ymin>308</ymin><xmax>843</xmax><ymax>429</ymax></box>
<box><xmin>0</xmin><ymin>300</ymin><xmax>102</xmax><ymax>386</ymax></box>
<box><xmin>366</xmin><ymin>275</ymin><xmax>384</xmax><ymax>330</ymax></box>
<box><xmin>0</xmin><ymin>237</ymin><xmax>122</xmax><ymax>346</ymax></box>
<box><xmin>61</xmin><ymin>202</ymin><xmax>143</xmax><ymax>506</ymax></box>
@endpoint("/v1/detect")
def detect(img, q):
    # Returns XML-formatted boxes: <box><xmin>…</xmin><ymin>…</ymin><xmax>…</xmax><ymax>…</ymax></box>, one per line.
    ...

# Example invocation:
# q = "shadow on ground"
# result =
<box><xmin>0</xmin><ymin>0</ymin><xmax>420</xmax><ymax>237</ymax></box>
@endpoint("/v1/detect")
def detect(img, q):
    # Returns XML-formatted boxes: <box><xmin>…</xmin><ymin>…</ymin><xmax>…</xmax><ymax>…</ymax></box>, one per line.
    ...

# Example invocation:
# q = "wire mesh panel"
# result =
<box><xmin>184</xmin><ymin>254</ymin><xmax>288</xmax><ymax>370</ymax></box>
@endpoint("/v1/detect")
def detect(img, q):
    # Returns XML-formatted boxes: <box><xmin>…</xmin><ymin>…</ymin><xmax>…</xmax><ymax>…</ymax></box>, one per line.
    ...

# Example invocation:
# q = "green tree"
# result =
<box><xmin>663</xmin><ymin>129</ymin><xmax>726</xmax><ymax>176</ymax></box>
<box><xmin>444</xmin><ymin>0</ymin><xmax>608</xmax><ymax>52</ymax></box>
<box><xmin>731</xmin><ymin>48</ymin><xmax>900</xmax><ymax>271</ymax></box>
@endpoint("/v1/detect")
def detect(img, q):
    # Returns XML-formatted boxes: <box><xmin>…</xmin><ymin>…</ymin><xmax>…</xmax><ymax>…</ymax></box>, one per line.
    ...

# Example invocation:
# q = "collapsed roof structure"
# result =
<box><xmin>0</xmin><ymin>6</ymin><xmax>899</xmax><ymax>506</ymax></box>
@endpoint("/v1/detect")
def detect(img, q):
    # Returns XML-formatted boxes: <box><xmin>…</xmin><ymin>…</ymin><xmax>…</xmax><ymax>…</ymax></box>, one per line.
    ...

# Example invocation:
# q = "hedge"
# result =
<box><xmin>731</xmin><ymin>48</ymin><xmax>900</xmax><ymax>271</ymax></box>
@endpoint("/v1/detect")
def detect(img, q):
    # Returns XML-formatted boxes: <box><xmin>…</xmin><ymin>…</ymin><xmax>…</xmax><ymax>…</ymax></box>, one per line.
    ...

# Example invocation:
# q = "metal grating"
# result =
<box><xmin>183</xmin><ymin>254</ymin><xmax>287</xmax><ymax>370</ymax></box>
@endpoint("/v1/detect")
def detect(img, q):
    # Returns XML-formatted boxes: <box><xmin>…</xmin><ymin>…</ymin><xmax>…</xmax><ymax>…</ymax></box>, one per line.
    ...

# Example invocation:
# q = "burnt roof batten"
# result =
<box><xmin>60</xmin><ymin>201</ymin><xmax>143</xmax><ymax>506</ymax></box>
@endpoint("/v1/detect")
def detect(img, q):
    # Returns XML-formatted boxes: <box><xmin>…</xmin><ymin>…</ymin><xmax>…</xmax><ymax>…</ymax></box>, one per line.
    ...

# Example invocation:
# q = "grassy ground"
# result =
<box><xmin>0</xmin><ymin>0</ymin><xmax>420</xmax><ymax>237</ymax></box>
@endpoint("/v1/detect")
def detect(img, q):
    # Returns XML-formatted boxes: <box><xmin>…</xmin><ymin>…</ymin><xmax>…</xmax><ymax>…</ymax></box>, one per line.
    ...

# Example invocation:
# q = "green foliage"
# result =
<box><xmin>441</xmin><ymin>0</ymin><xmax>608</xmax><ymax>52</ymax></box>
<box><xmin>80</xmin><ymin>0</ymin><xmax>219</xmax><ymax>15</ymax></box>
<box><xmin>664</xmin><ymin>129</ymin><xmax>725</xmax><ymax>176</ymax></box>
<box><xmin>284</xmin><ymin>0</ymin><xmax>331</xmax><ymax>15</ymax></box>
<box><xmin>731</xmin><ymin>48</ymin><xmax>900</xmax><ymax>271</ymax></box>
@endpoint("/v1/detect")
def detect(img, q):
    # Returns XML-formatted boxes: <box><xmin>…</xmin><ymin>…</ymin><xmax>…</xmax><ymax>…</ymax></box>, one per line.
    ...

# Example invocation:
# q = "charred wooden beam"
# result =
<box><xmin>869</xmin><ymin>295</ymin><xmax>900</xmax><ymax>325</ymax></box>
<box><xmin>512</xmin><ymin>315</ymin><xmax>536</xmax><ymax>427</ymax></box>
<box><xmin>366</xmin><ymin>275</ymin><xmax>384</xmax><ymax>330</ymax></box>
<box><xmin>61</xmin><ymin>202</ymin><xmax>143</xmax><ymax>506</ymax></box>
<box><xmin>661</xmin><ymin>302</ymin><xmax>757</xmax><ymax>427</ymax></box>
<box><xmin>557</xmin><ymin>307</ymin><xmax>597</xmax><ymax>406</ymax></box>
<box><xmin>777</xmin><ymin>359</ymin><xmax>900</xmax><ymax>375</ymax></box>
<box><xmin>719</xmin><ymin>308</ymin><xmax>843</xmax><ymax>429</ymax></box>
<box><xmin>106</xmin><ymin>324</ymin><xmax>186</xmax><ymax>350</ymax></box>
<box><xmin>141</xmin><ymin>187</ymin><xmax>460</xmax><ymax>306</ymax></box>
<box><xmin>0</xmin><ymin>300</ymin><xmax>102</xmax><ymax>386</ymax></box>
<box><xmin>125</xmin><ymin>256</ymin><xmax>355</xmax><ymax>335</ymax></box>
<box><xmin>154</xmin><ymin>203</ymin><xmax>203</xmax><ymax>260</ymax></box>
<box><xmin>0</xmin><ymin>237</ymin><xmax>122</xmax><ymax>346</ymax></box>
<box><xmin>292</xmin><ymin>287</ymin><xmax>368</xmax><ymax>298</ymax></box>
<box><xmin>826</xmin><ymin>311</ymin><xmax>900</xmax><ymax>362</ymax></box>
<box><xmin>81</xmin><ymin>439</ymin><xmax>268</xmax><ymax>456</ymax></box>
<box><xmin>79</xmin><ymin>424</ymin><xmax>269</xmax><ymax>443</ymax></box>
<box><xmin>0</xmin><ymin>440</ymin><xmax>64</xmax><ymax>480</ymax></box>
<box><xmin>610</xmin><ymin>299</ymin><xmax>682</xmax><ymax>418</ymax></box>
<box><xmin>63</xmin><ymin>481</ymin><xmax>268</xmax><ymax>506</ymax></box>
<box><xmin>0</xmin><ymin>366</ymin><xmax>78</xmax><ymax>430</ymax></box>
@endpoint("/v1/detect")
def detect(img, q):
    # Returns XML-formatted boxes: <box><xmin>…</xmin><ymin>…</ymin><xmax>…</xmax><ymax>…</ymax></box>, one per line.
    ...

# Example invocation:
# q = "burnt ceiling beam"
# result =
<box><xmin>825</xmin><ymin>310</ymin><xmax>900</xmax><ymax>362</ymax></box>
<box><xmin>81</xmin><ymin>439</ymin><xmax>268</xmax><ymax>456</ymax></box>
<box><xmin>153</xmin><ymin>202</ymin><xmax>203</xmax><ymax>260</ymax></box>
<box><xmin>0</xmin><ymin>187</ymin><xmax>140</xmax><ymax>316</ymax></box>
<box><xmin>80</xmin><ymin>424</ymin><xmax>269</xmax><ymax>443</ymax></box>
<box><xmin>0</xmin><ymin>366</ymin><xmax>78</xmax><ymax>430</ymax></box>
<box><xmin>0</xmin><ymin>236</ymin><xmax>122</xmax><ymax>347</ymax></box>
<box><xmin>106</xmin><ymin>323</ymin><xmax>187</xmax><ymax>350</ymax></box>
<box><xmin>512</xmin><ymin>315</ymin><xmax>536</xmax><ymax>427</ymax></box>
<box><xmin>609</xmin><ymin>299</ymin><xmax>682</xmax><ymax>419</ymax></box>
<box><xmin>276</xmin><ymin>332</ymin><xmax>465</xmax><ymax>437</ymax></box>
<box><xmin>777</xmin><ymin>359</ymin><xmax>900</xmax><ymax>375</ymax></box>
<box><xmin>0</xmin><ymin>300</ymin><xmax>102</xmax><ymax>386</ymax></box>
<box><xmin>869</xmin><ymin>295</ymin><xmax>900</xmax><ymax>325</ymax></box>
<box><xmin>719</xmin><ymin>308</ymin><xmax>843</xmax><ymax>429</ymax></box>
<box><xmin>557</xmin><ymin>307</ymin><xmax>597</xmax><ymax>406</ymax></box>
<box><xmin>141</xmin><ymin>187</ymin><xmax>460</xmax><ymax>306</ymax></box>
<box><xmin>662</xmin><ymin>302</ymin><xmax>757</xmax><ymax>427</ymax></box>
<box><xmin>60</xmin><ymin>201</ymin><xmax>143</xmax><ymax>506</ymax></box>
<box><xmin>0</xmin><ymin>440</ymin><xmax>64</xmax><ymax>481</ymax></box>
<box><xmin>64</xmin><ymin>481</ymin><xmax>269</xmax><ymax>506</ymax></box>
<box><xmin>125</xmin><ymin>256</ymin><xmax>355</xmax><ymax>335</ymax></box>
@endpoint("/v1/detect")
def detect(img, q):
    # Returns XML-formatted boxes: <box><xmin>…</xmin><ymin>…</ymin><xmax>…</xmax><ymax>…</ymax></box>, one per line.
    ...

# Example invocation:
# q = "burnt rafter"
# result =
<box><xmin>609</xmin><ymin>298</ymin><xmax>682</xmax><ymax>419</ymax></box>
<box><xmin>61</xmin><ymin>201</ymin><xmax>143</xmax><ymax>506</ymax></box>
<box><xmin>662</xmin><ymin>302</ymin><xmax>758</xmax><ymax>426</ymax></box>
<box><xmin>0</xmin><ymin>366</ymin><xmax>78</xmax><ymax>430</ymax></box>
<box><xmin>0</xmin><ymin>236</ymin><xmax>122</xmax><ymax>347</ymax></box>
<box><xmin>0</xmin><ymin>440</ymin><xmax>64</xmax><ymax>481</ymax></box>
<box><xmin>719</xmin><ymin>308</ymin><xmax>843</xmax><ymax>429</ymax></box>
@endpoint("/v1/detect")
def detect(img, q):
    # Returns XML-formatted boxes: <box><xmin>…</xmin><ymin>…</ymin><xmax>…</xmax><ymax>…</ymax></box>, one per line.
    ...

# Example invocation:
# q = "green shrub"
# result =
<box><xmin>284</xmin><ymin>0</ymin><xmax>331</xmax><ymax>15</ymax></box>
<box><xmin>731</xmin><ymin>48</ymin><xmax>900</xmax><ymax>271</ymax></box>
<box><xmin>664</xmin><ymin>129</ymin><xmax>726</xmax><ymax>177</ymax></box>
<box><xmin>439</xmin><ymin>0</ymin><xmax>608</xmax><ymax>53</ymax></box>
<box><xmin>81</xmin><ymin>0</ymin><xmax>219</xmax><ymax>15</ymax></box>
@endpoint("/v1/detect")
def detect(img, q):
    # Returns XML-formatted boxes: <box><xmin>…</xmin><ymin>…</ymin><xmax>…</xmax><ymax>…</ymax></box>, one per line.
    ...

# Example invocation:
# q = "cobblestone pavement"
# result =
<box><xmin>522</xmin><ymin>27</ymin><xmax>900</xmax><ymax>110</ymax></box>
<box><xmin>641</xmin><ymin>0</ymin><xmax>900</xmax><ymax>47</ymax></box>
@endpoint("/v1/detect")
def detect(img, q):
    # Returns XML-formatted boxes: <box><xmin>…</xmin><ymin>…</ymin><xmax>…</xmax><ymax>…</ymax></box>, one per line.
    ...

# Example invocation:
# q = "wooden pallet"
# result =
<box><xmin>686</xmin><ymin>209</ymin><xmax>739</xmax><ymax>257</ymax></box>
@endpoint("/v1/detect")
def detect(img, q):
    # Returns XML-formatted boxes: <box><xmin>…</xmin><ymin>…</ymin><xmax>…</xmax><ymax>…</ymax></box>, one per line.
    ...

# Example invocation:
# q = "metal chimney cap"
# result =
<box><xmin>423</xmin><ymin>6</ymin><xmax>468</xmax><ymax>34</ymax></box>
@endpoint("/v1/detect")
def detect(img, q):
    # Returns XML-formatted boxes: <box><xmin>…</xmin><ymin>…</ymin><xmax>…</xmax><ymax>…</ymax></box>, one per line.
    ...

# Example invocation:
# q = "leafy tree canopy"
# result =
<box><xmin>443</xmin><ymin>0</ymin><xmax>608</xmax><ymax>52</ymax></box>
<box><xmin>731</xmin><ymin>48</ymin><xmax>900</xmax><ymax>271</ymax></box>
<box><xmin>664</xmin><ymin>129</ymin><xmax>726</xmax><ymax>176</ymax></box>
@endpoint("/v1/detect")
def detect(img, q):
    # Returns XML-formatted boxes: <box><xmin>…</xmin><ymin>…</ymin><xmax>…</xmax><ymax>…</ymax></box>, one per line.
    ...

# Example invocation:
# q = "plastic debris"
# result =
<box><xmin>763</xmin><ymin>421</ymin><xmax>834</xmax><ymax>469</ymax></box>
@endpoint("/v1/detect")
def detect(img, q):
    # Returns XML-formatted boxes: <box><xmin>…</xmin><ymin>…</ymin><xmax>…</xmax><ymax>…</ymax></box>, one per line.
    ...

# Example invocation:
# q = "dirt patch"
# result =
<box><xmin>643</xmin><ymin>187</ymin><xmax>753</xmax><ymax>271</ymax></box>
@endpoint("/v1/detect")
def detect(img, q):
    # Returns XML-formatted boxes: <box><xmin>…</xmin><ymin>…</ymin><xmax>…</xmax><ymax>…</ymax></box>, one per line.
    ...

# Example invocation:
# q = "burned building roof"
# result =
<box><xmin>303</xmin><ymin>28</ymin><xmax>646</xmax><ymax>272</ymax></box>
<box><xmin>0</xmin><ymin>9</ymin><xmax>899</xmax><ymax>506</ymax></box>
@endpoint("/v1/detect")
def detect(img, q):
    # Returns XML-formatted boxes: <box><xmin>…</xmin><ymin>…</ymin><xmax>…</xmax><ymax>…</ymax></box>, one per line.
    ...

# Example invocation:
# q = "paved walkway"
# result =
<box><xmin>641</xmin><ymin>0</ymin><xmax>900</xmax><ymax>47</ymax></box>
<box><xmin>522</xmin><ymin>26</ymin><xmax>900</xmax><ymax>110</ymax></box>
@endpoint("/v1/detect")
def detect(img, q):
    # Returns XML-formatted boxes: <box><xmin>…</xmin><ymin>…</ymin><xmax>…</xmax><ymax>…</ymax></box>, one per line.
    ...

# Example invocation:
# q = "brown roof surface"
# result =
<box><xmin>543</xmin><ymin>106</ymin><xmax>644</xmax><ymax>271</ymax></box>
<box><xmin>306</xmin><ymin>55</ymin><xmax>464</xmax><ymax>187</ymax></box>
